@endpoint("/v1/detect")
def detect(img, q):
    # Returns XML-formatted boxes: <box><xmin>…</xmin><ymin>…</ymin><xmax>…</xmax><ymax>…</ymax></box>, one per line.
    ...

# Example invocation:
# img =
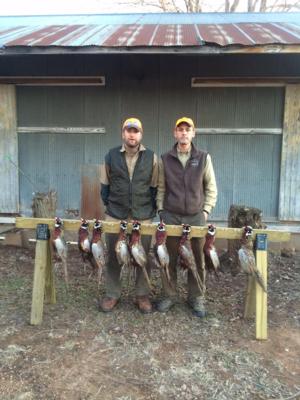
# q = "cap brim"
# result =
<box><xmin>176</xmin><ymin>122</ymin><xmax>192</xmax><ymax>127</ymax></box>
<box><xmin>123</xmin><ymin>124</ymin><xmax>142</xmax><ymax>131</ymax></box>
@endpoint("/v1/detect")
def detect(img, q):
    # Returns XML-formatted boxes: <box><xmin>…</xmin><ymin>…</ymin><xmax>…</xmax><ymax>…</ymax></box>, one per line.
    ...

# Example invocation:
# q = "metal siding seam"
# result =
<box><xmin>194</xmin><ymin>24</ymin><xmax>204</xmax><ymax>42</ymax></box>
<box><xmin>149</xmin><ymin>24</ymin><xmax>160</xmax><ymax>46</ymax></box>
<box><xmin>80</xmin><ymin>25</ymin><xmax>120</xmax><ymax>46</ymax></box>
<box><xmin>126</xmin><ymin>24</ymin><xmax>143</xmax><ymax>46</ymax></box>
<box><xmin>232</xmin><ymin>24</ymin><xmax>256</xmax><ymax>44</ymax></box>
<box><xmin>271</xmin><ymin>23</ymin><xmax>300</xmax><ymax>41</ymax></box>
<box><xmin>53</xmin><ymin>25</ymin><xmax>94</xmax><ymax>46</ymax></box>
<box><xmin>252</xmin><ymin>23</ymin><xmax>283</xmax><ymax>43</ymax></box>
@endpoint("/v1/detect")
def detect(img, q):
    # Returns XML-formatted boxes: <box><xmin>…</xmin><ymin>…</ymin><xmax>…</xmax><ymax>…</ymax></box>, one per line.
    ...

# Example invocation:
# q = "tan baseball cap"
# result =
<box><xmin>122</xmin><ymin>117</ymin><xmax>143</xmax><ymax>132</ymax></box>
<box><xmin>175</xmin><ymin>117</ymin><xmax>195</xmax><ymax>129</ymax></box>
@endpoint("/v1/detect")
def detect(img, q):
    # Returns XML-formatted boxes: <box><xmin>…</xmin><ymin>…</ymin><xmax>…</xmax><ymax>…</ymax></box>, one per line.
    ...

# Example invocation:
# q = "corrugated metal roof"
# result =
<box><xmin>0</xmin><ymin>13</ymin><xmax>300</xmax><ymax>50</ymax></box>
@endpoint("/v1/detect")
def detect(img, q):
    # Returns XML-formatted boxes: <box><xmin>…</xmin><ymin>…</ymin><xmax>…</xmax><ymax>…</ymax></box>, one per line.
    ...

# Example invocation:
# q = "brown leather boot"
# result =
<box><xmin>100</xmin><ymin>297</ymin><xmax>118</xmax><ymax>312</ymax></box>
<box><xmin>134</xmin><ymin>296</ymin><xmax>152</xmax><ymax>314</ymax></box>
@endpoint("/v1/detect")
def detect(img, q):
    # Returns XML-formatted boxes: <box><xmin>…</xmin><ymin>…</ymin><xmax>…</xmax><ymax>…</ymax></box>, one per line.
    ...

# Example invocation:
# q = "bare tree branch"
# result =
<box><xmin>230</xmin><ymin>0</ymin><xmax>240</xmax><ymax>12</ymax></box>
<box><xmin>259</xmin><ymin>0</ymin><xmax>268</xmax><ymax>11</ymax></box>
<box><xmin>266</xmin><ymin>1</ymin><xmax>300</xmax><ymax>11</ymax></box>
<box><xmin>117</xmin><ymin>0</ymin><xmax>300</xmax><ymax>13</ymax></box>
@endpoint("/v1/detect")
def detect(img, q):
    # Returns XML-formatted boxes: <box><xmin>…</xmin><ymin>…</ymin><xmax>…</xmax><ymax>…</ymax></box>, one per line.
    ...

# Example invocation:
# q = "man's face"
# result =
<box><xmin>122</xmin><ymin>127</ymin><xmax>143</xmax><ymax>148</ymax></box>
<box><xmin>174</xmin><ymin>122</ymin><xmax>195</xmax><ymax>145</ymax></box>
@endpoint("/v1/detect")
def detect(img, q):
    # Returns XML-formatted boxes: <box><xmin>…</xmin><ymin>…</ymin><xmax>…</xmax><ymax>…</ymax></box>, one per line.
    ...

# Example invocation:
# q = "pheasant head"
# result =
<box><xmin>156</xmin><ymin>220</ymin><xmax>167</xmax><ymax>245</ymax></box>
<box><xmin>92</xmin><ymin>220</ymin><xmax>103</xmax><ymax>243</ymax></box>
<box><xmin>131</xmin><ymin>220</ymin><xmax>141</xmax><ymax>245</ymax></box>
<box><xmin>241</xmin><ymin>225</ymin><xmax>254</xmax><ymax>248</ymax></box>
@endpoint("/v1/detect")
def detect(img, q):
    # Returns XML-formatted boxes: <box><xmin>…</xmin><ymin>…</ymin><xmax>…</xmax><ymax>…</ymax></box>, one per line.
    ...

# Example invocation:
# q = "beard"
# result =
<box><xmin>178</xmin><ymin>138</ymin><xmax>190</xmax><ymax>145</ymax></box>
<box><xmin>124</xmin><ymin>139</ymin><xmax>140</xmax><ymax>149</ymax></box>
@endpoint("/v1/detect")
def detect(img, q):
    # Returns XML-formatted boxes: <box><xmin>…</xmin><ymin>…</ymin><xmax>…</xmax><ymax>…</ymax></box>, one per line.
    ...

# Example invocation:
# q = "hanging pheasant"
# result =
<box><xmin>152</xmin><ymin>217</ymin><xmax>171</xmax><ymax>285</ymax></box>
<box><xmin>238</xmin><ymin>225</ymin><xmax>267</xmax><ymax>293</ymax></box>
<box><xmin>178</xmin><ymin>224</ymin><xmax>204</xmax><ymax>295</ymax></box>
<box><xmin>203</xmin><ymin>224</ymin><xmax>220</xmax><ymax>276</ymax></box>
<box><xmin>129</xmin><ymin>220</ymin><xmax>153</xmax><ymax>292</ymax></box>
<box><xmin>78</xmin><ymin>218</ymin><xmax>97</xmax><ymax>274</ymax></box>
<box><xmin>91</xmin><ymin>220</ymin><xmax>106</xmax><ymax>286</ymax></box>
<box><xmin>115</xmin><ymin>220</ymin><xmax>131</xmax><ymax>276</ymax></box>
<box><xmin>52</xmin><ymin>217</ymin><xmax>68</xmax><ymax>285</ymax></box>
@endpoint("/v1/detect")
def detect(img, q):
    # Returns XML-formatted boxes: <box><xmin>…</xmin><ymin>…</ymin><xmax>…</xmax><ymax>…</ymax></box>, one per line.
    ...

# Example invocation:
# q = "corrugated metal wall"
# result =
<box><xmin>16</xmin><ymin>55</ymin><xmax>284</xmax><ymax>220</ymax></box>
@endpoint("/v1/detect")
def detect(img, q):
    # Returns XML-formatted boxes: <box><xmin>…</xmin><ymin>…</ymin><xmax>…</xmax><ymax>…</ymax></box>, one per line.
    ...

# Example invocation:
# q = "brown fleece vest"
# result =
<box><xmin>161</xmin><ymin>143</ymin><xmax>207</xmax><ymax>215</ymax></box>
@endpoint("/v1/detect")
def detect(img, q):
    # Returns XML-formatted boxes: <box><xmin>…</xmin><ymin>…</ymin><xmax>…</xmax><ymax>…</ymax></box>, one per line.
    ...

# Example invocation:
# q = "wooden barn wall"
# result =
<box><xmin>12</xmin><ymin>53</ymin><xmax>291</xmax><ymax>219</ymax></box>
<box><xmin>279</xmin><ymin>85</ymin><xmax>300</xmax><ymax>221</ymax></box>
<box><xmin>0</xmin><ymin>85</ymin><xmax>18</xmax><ymax>213</ymax></box>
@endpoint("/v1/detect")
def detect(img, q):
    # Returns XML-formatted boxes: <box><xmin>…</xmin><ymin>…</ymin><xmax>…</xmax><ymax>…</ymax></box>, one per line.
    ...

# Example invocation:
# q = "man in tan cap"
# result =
<box><xmin>100</xmin><ymin>117</ymin><xmax>158</xmax><ymax>313</ymax></box>
<box><xmin>156</xmin><ymin>117</ymin><xmax>217</xmax><ymax>317</ymax></box>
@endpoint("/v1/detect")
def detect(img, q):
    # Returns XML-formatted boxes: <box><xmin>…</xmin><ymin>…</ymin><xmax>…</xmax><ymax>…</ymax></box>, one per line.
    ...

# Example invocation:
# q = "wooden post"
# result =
<box><xmin>255</xmin><ymin>234</ymin><xmax>268</xmax><ymax>340</ymax></box>
<box><xmin>0</xmin><ymin>84</ymin><xmax>19</xmax><ymax>213</ymax></box>
<box><xmin>30</xmin><ymin>224</ymin><xmax>50</xmax><ymax>325</ymax></box>
<box><xmin>244</xmin><ymin>276</ymin><xmax>256</xmax><ymax>318</ymax></box>
<box><xmin>44</xmin><ymin>240</ymin><xmax>56</xmax><ymax>304</ymax></box>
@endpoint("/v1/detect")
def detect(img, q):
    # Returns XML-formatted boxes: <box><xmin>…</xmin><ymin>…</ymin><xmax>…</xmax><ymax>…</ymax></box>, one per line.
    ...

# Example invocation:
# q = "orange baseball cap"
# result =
<box><xmin>122</xmin><ymin>117</ymin><xmax>143</xmax><ymax>132</ymax></box>
<box><xmin>175</xmin><ymin>117</ymin><xmax>195</xmax><ymax>129</ymax></box>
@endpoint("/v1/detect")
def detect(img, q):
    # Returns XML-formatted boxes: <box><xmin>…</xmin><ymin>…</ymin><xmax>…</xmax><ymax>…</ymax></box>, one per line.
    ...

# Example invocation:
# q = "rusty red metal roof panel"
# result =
<box><xmin>235</xmin><ymin>23</ymin><xmax>291</xmax><ymax>44</ymax></box>
<box><xmin>102</xmin><ymin>24</ymin><xmax>140</xmax><ymax>46</ymax></box>
<box><xmin>1</xmin><ymin>22</ymin><xmax>300</xmax><ymax>49</ymax></box>
<box><xmin>280</xmin><ymin>22</ymin><xmax>300</xmax><ymax>38</ymax></box>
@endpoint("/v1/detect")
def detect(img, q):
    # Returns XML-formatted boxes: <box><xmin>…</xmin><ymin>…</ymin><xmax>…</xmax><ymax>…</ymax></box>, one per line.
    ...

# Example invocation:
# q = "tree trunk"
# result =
<box><xmin>32</xmin><ymin>190</ymin><xmax>57</xmax><ymax>218</ymax></box>
<box><xmin>221</xmin><ymin>204</ymin><xmax>266</xmax><ymax>275</ymax></box>
<box><xmin>259</xmin><ymin>0</ymin><xmax>267</xmax><ymax>11</ymax></box>
<box><xmin>230</xmin><ymin>0</ymin><xmax>240</xmax><ymax>12</ymax></box>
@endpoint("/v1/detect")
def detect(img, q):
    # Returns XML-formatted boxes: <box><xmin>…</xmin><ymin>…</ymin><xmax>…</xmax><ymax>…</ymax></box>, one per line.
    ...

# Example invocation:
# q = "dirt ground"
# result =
<box><xmin>0</xmin><ymin>240</ymin><xmax>299</xmax><ymax>400</ymax></box>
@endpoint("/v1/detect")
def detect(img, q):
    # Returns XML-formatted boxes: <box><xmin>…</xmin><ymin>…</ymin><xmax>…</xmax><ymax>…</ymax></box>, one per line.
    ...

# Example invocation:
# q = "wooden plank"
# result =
<box><xmin>195</xmin><ymin>128</ymin><xmax>282</xmax><ymax>135</ymax></box>
<box><xmin>255</xmin><ymin>249</ymin><xmax>268</xmax><ymax>340</ymax></box>
<box><xmin>279</xmin><ymin>84</ymin><xmax>300</xmax><ymax>221</ymax></box>
<box><xmin>0</xmin><ymin>76</ymin><xmax>105</xmax><ymax>86</ymax></box>
<box><xmin>44</xmin><ymin>240</ymin><xmax>56</xmax><ymax>305</ymax></box>
<box><xmin>4</xmin><ymin>44</ymin><xmax>300</xmax><ymax>55</ymax></box>
<box><xmin>0</xmin><ymin>84</ymin><xmax>18</xmax><ymax>213</ymax></box>
<box><xmin>192</xmin><ymin>78</ymin><xmax>287</xmax><ymax>87</ymax></box>
<box><xmin>228</xmin><ymin>45</ymin><xmax>300</xmax><ymax>54</ymax></box>
<box><xmin>15</xmin><ymin>217</ymin><xmax>291</xmax><ymax>242</ymax></box>
<box><xmin>244</xmin><ymin>276</ymin><xmax>256</xmax><ymax>319</ymax></box>
<box><xmin>18</xmin><ymin>126</ymin><xmax>106</xmax><ymax>134</ymax></box>
<box><xmin>30</xmin><ymin>239</ymin><xmax>48</xmax><ymax>325</ymax></box>
<box><xmin>255</xmin><ymin>233</ymin><xmax>268</xmax><ymax>340</ymax></box>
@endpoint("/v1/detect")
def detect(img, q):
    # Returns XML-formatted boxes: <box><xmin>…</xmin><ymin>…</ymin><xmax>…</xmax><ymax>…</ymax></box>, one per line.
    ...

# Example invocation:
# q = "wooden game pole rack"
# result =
<box><xmin>15</xmin><ymin>217</ymin><xmax>291</xmax><ymax>340</ymax></box>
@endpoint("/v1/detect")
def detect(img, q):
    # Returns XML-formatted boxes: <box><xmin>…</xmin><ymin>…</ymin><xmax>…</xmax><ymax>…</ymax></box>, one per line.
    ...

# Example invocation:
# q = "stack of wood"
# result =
<box><xmin>32</xmin><ymin>190</ymin><xmax>57</xmax><ymax>218</ymax></box>
<box><xmin>222</xmin><ymin>204</ymin><xmax>266</xmax><ymax>275</ymax></box>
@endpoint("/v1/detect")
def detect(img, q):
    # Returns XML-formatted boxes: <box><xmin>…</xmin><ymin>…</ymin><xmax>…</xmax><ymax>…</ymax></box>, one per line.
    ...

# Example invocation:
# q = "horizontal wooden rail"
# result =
<box><xmin>15</xmin><ymin>217</ymin><xmax>291</xmax><ymax>242</ymax></box>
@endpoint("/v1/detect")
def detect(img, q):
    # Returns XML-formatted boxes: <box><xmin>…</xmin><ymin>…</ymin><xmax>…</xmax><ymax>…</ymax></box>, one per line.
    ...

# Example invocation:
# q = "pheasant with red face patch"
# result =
<box><xmin>178</xmin><ymin>224</ymin><xmax>204</xmax><ymax>295</ymax></box>
<box><xmin>78</xmin><ymin>218</ymin><xmax>97</xmax><ymax>274</ymax></box>
<box><xmin>203</xmin><ymin>224</ymin><xmax>220</xmax><ymax>276</ymax></box>
<box><xmin>52</xmin><ymin>217</ymin><xmax>68</xmax><ymax>285</ymax></box>
<box><xmin>129</xmin><ymin>220</ymin><xmax>153</xmax><ymax>293</ymax></box>
<box><xmin>91</xmin><ymin>220</ymin><xmax>106</xmax><ymax>286</ymax></box>
<box><xmin>238</xmin><ymin>225</ymin><xmax>267</xmax><ymax>293</ymax></box>
<box><xmin>115</xmin><ymin>220</ymin><xmax>131</xmax><ymax>275</ymax></box>
<box><xmin>152</xmin><ymin>218</ymin><xmax>171</xmax><ymax>285</ymax></box>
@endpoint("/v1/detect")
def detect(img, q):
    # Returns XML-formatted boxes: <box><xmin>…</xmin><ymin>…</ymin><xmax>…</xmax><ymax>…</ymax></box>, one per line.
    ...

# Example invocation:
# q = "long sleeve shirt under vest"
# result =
<box><xmin>101</xmin><ymin>143</ymin><xmax>158</xmax><ymax>187</ymax></box>
<box><xmin>156</xmin><ymin>146</ymin><xmax>217</xmax><ymax>215</ymax></box>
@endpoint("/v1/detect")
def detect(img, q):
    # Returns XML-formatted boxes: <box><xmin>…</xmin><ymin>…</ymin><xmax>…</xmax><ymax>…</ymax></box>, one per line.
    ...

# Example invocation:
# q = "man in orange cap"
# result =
<box><xmin>156</xmin><ymin>117</ymin><xmax>217</xmax><ymax>317</ymax></box>
<box><xmin>100</xmin><ymin>117</ymin><xmax>158</xmax><ymax>313</ymax></box>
